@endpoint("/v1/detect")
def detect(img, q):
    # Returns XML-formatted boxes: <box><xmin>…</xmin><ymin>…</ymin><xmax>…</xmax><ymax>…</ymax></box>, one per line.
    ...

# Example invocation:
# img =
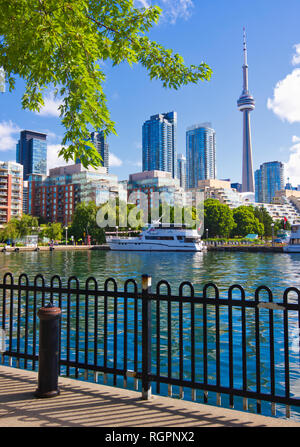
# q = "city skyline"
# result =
<box><xmin>0</xmin><ymin>1</ymin><xmax>299</xmax><ymax>186</ymax></box>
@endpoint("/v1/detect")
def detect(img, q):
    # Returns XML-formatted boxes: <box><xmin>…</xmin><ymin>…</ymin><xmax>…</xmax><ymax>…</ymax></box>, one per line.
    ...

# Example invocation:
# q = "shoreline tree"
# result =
<box><xmin>69</xmin><ymin>201</ymin><xmax>106</xmax><ymax>244</ymax></box>
<box><xmin>231</xmin><ymin>206</ymin><xmax>264</xmax><ymax>238</ymax></box>
<box><xmin>204</xmin><ymin>199</ymin><xmax>236</xmax><ymax>238</ymax></box>
<box><xmin>0</xmin><ymin>1</ymin><xmax>212</xmax><ymax>168</ymax></box>
<box><xmin>0</xmin><ymin>214</ymin><xmax>38</xmax><ymax>243</ymax></box>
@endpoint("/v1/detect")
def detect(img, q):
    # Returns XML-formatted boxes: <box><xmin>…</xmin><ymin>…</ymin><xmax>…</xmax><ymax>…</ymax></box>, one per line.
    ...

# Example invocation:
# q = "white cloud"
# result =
<box><xmin>285</xmin><ymin>137</ymin><xmax>300</xmax><ymax>186</ymax></box>
<box><xmin>37</xmin><ymin>91</ymin><xmax>63</xmax><ymax>117</ymax></box>
<box><xmin>135</xmin><ymin>0</ymin><xmax>194</xmax><ymax>23</ymax></box>
<box><xmin>267</xmin><ymin>68</ymin><xmax>300</xmax><ymax>123</ymax></box>
<box><xmin>0</xmin><ymin>121</ymin><xmax>20</xmax><ymax>151</ymax></box>
<box><xmin>109</xmin><ymin>153</ymin><xmax>123</xmax><ymax>167</ymax></box>
<box><xmin>135</xmin><ymin>0</ymin><xmax>150</xmax><ymax>7</ymax></box>
<box><xmin>47</xmin><ymin>144</ymin><xmax>72</xmax><ymax>172</ymax></box>
<box><xmin>292</xmin><ymin>43</ymin><xmax>300</xmax><ymax>66</ymax></box>
<box><xmin>160</xmin><ymin>0</ymin><xmax>194</xmax><ymax>23</ymax></box>
<box><xmin>48</xmin><ymin>145</ymin><xmax>123</xmax><ymax>172</ymax></box>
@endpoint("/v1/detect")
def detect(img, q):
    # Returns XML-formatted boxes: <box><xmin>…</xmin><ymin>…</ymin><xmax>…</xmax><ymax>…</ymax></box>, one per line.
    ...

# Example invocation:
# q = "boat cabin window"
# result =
<box><xmin>184</xmin><ymin>237</ymin><xmax>198</xmax><ymax>243</ymax></box>
<box><xmin>290</xmin><ymin>238</ymin><xmax>300</xmax><ymax>245</ymax></box>
<box><xmin>291</xmin><ymin>225</ymin><xmax>300</xmax><ymax>232</ymax></box>
<box><xmin>145</xmin><ymin>236</ymin><xmax>174</xmax><ymax>240</ymax></box>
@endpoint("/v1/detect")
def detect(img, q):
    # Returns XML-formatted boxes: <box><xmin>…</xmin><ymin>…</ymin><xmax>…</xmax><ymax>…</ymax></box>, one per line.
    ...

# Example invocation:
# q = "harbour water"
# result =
<box><xmin>0</xmin><ymin>249</ymin><xmax>300</xmax><ymax>420</ymax></box>
<box><xmin>1</xmin><ymin>249</ymin><xmax>299</xmax><ymax>293</ymax></box>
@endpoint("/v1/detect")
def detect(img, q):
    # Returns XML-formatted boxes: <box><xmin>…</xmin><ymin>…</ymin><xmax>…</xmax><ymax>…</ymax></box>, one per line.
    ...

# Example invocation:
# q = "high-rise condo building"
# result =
<box><xmin>0</xmin><ymin>161</ymin><xmax>23</xmax><ymax>224</ymax></box>
<box><xmin>177</xmin><ymin>154</ymin><xmax>187</xmax><ymax>189</ymax></box>
<box><xmin>16</xmin><ymin>130</ymin><xmax>47</xmax><ymax>180</ymax></box>
<box><xmin>237</xmin><ymin>29</ymin><xmax>255</xmax><ymax>193</ymax></box>
<box><xmin>142</xmin><ymin>111</ymin><xmax>177</xmax><ymax>178</ymax></box>
<box><xmin>255</xmin><ymin>161</ymin><xmax>284</xmax><ymax>203</ymax></box>
<box><xmin>186</xmin><ymin>122</ymin><xmax>216</xmax><ymax>189</ymax></box>
<box><xmin>90</xmin><ymin>131</ymin><xmax>109</xmax><ymax>171</ymax></box>
<box><xmin>27</xmin><ymin>163</ymin><xmax>121</xmax><ymax>225</ymax></box>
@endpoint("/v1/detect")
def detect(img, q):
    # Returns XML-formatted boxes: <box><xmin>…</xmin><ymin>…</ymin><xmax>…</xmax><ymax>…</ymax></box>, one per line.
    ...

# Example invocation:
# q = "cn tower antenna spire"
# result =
<box><xmin>243</xmin><ymin>27</ymin><xmax>247</xmax><ymax>66</ymax></box>
<box><xmin>242</xmin><ymin>27</ymin><xmax>249</xmax><ymax>93</ymax></box>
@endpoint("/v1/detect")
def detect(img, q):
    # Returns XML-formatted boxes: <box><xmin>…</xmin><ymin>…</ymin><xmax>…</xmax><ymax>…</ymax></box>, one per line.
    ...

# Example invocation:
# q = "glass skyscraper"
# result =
<box><xmin>142</xmin><ymin>111</ymin><xmax>177</xmax><ymax>178</ymax></box>
<box><xmin>186</xmin><ymin>123</ymin><xmax>216</xmax><ymax>189</ymax></box>
<box><xmin>90</xmin><ymin>131</ymin><xmax>109</xmax><ymax>171</ymax></box>
<box><xmin>255</xmin><ymin>161</ymin><xmax>284</xmax><ymax>203</ymax></box>
<box><xmin>16</xmin><ymin>130</ymin><xmax>47</xmax><ymax>180</ymax></box>
<box><xmin>177</xmin><ymin>154</ymin><xmax>187</xmax><ymax>189</ymax></box>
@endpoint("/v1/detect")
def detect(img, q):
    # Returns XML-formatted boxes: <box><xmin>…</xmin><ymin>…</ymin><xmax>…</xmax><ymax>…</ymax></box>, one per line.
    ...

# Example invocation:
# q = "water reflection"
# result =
<box><xmin>1</xmin><ymin>250</ymin><xmax>299</xmax><ymax>294</ymax></box>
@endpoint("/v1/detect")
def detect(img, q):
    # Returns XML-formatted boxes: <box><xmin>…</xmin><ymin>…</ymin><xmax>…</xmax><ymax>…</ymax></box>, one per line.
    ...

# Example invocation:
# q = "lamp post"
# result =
<box><xmin>86</xmin><ymin>225</ymin><xmax>89</xmax><ymax>245</ymax></box>
<box><xmin>116</xmin><ymin>225</ymin><xmax>118</xmax><ymax>237</ymax></box>
<box><xmin>65</xmin><ymin>226</ymin><xmax>68</xmax><ymax>246</ymax></box>
<box><xmin>271</xmin><ymin>223</ymin><xmax>274</xmax><ymax>247</ymax></box>
<box><xmin>206</xmin><ymin>228</ymin><xmax>208</xmax><ymax>239</ymax></box>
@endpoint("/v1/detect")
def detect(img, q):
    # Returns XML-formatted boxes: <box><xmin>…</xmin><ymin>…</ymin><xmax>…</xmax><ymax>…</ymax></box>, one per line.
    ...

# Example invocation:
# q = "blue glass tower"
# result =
<box><xmin>142</xmin><ymin>112</ymin><xmax>177</xmax><ymax>178</ymax></box>
<box><xmin>75</xmin><ymin>131</ymin><xmax>109</xmax><ymax>169</ymax></box>
<box><xmin>177</xmin><ymin>154</ymin><xmax>187</xmax><ymax>189</ymax></box>
<box><xmin>237</xmin><ymin>29</ymin><xmax>255</xmax><ymax>193</ymax></box>
<box><xmin>91</xmin><ymin>131</ymin><xmax>109</xmax><ymax>171</ymax></box>
<box><xmin>186</xmin><ymin>123</ymin><xmax>216</xmax><ymax>189</ymax></box>
<box><xmin>255</xmin><ymin>161</ymin><xmax>284</xmax><ymax>203</ymax></box>
<box><xmin>16</xmin><ymin>130</ymin><xmax>47</xmax><ymax>180</ymax></box>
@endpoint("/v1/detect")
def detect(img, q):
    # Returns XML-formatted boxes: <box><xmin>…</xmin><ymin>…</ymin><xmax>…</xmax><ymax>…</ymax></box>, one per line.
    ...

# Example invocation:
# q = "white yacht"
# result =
<box><xmin>283</xmin><ymin>223</ymin><xmax>300</xmax><ymax>253</ymax></box>
<box><xmin>107</xmin><ymin>223</ymin><xmax>205</xmax><ymax>252</ymax></box>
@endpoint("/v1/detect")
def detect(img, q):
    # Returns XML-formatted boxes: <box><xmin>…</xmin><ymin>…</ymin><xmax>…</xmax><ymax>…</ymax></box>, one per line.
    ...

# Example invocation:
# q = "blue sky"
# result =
<box><xmin>1</xmin><ymin>0</ymin><xmax>300</xmax><ymax>185</ymax></box>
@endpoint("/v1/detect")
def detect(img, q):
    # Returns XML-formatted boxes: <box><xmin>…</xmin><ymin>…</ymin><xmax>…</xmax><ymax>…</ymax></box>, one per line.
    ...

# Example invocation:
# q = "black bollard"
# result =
<box><xmin>35</xmin><ymin>303</ymin><xmax>61</xmax><ymax>398</ymax></box>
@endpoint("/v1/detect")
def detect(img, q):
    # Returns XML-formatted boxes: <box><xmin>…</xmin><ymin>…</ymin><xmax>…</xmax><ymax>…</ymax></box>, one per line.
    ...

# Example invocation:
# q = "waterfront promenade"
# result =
<box><xmin>0</xmin><ymin>366</ymin><xmax>299</xmax><ymax>427</ymax></box>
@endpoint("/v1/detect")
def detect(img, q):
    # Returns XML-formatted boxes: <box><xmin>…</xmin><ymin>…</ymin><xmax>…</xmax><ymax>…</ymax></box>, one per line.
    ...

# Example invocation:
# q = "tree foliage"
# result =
<box><xmin>253</xmin><ymin>206</ymin><xmax>273</xmax><ymax>237</ymax></box>
<box><xmin>69</xmin><ymin>201</ymin><xmax>105</xmax><ymax>243</ymax></box>
<box><xmin>274</xmin><ymin>218</ymin><xmax>291</xmax><ymax>234</ymax></box>
<box><xmin>0</xmin><ymin>214</ymin><xmax>38</xmax><ymax>241</ymax></box>
<box><xmin>0</xmin><ymin>1</ymin><xmax>212</xmax><ymax>167</ymax></box>
<box><xmin>45</xmin><ymin>222</ymin><xmax>63</xmax><ymax>240</ymax></box>
<box><xmin>232</xmin><ymin>206</ymin><xmax>264</xmax><ymax>238</ymax></box>
<box><xmin>204</xmin><ymin>199</ymin><xmax>236</xmax><ymax>238</ymax></box>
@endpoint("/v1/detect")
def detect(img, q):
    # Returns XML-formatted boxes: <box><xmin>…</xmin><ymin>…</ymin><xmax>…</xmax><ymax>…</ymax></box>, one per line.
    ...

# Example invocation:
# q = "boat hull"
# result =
<box><xmin>108</xmin><ymin>241</ymin><xmax>204</xmax><ymax>252</ymax></box>
<box><xmin>283</xmin><ymin>246</ymin><xmax>300</xmax><ymax>253</ymax></box>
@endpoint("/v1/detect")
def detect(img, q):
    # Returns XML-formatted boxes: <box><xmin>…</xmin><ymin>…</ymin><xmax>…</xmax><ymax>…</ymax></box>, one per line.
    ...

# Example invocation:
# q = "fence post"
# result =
<box><xmin>35</xmin><ymin>303</ymin><xmax>61</xmax><ymax>398</ymax></box>
<box><xmin>141</xmin><ymin>274</ymin><xmax>152</xmax><ymax>400</ymax></box>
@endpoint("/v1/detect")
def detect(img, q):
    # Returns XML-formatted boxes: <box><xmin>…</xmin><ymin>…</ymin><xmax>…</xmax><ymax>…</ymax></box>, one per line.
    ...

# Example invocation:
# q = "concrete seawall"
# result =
<box><xmin>0</xmin><ymin>244</ymin><xmax>286</xmax><ymax>253</ymax></box>
<box><xmin>0</xmin><ymin>244</ymin><xmax>110</xmax><ymax>253</ymax></box>
<box><xmin>206</xmin><ymin>245</ymin><xmax>284</xmax><ymax>253</ymax></box>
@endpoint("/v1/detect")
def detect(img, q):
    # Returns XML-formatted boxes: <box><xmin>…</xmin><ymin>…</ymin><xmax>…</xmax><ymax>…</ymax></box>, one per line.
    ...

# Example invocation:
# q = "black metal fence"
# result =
<box><xmin>0</xmin><ymin>272</ymin><xmax>299</xmax><ymax>419</ymax></box>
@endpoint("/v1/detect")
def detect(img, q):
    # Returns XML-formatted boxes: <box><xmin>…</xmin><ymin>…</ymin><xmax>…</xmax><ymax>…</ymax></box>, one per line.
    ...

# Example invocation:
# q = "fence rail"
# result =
<box><xmin>0</xmin><ymin>272</ymin><xmax>299</xmax><ymax>419</ymax></box>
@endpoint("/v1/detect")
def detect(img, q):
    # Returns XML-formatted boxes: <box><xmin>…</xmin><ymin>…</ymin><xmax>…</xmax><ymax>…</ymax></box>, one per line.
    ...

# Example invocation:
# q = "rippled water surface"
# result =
<box><xmin>1</xmin><ymin>249</ymin><xmax>299</xmax><ymax>293</ymax></box>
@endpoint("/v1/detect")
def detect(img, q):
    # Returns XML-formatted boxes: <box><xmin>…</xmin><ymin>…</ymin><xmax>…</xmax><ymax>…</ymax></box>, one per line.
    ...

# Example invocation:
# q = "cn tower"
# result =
<box><xmin>237</xmin><ymin>28</ymin><xmax>255</xmax><ymax>193</ymax></box>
